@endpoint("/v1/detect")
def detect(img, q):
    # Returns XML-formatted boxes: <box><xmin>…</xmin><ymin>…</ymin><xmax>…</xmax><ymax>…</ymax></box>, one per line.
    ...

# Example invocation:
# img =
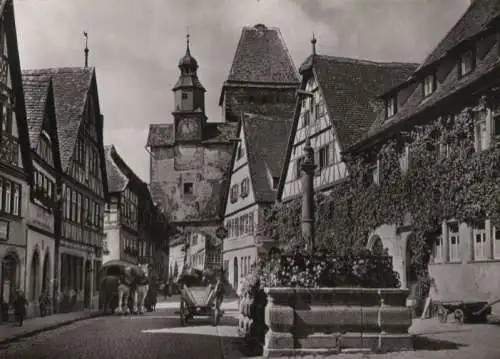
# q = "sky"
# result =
<box><xmin>13</xmin><ymin>0</ymin><xmax>470</xmax><ymax>182</ymax></box>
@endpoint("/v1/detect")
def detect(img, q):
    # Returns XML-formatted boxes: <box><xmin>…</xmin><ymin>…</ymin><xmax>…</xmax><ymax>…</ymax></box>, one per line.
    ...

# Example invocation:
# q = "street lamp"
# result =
<box><xmin>296</xmin><ymin>90</ymin><xmax>316</xmax><ymax>254</ymax></box>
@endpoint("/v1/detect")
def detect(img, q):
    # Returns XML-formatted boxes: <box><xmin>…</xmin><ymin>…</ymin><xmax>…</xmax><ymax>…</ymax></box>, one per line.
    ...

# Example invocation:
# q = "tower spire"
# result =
<box><xmin>83</xmin><ymin>31</ymin><xmax>89</xmax><ymax>67</ymax></box>
<box><xmin>186</xmin><ymin>32</ymin><xmax>190</xmax><ymax>55</ymax></box>
<box><xmin>311</xmin><ymin>33</ymin><xmax>317</xmax><ymax>56</ymax></box>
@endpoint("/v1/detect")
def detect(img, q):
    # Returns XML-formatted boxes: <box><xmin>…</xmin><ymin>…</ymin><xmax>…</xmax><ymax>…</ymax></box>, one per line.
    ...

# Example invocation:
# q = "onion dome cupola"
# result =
<box><xmin>173</xmin><ymin>34</ymin><xmax>206</xmax><ymax>114</ymax></box>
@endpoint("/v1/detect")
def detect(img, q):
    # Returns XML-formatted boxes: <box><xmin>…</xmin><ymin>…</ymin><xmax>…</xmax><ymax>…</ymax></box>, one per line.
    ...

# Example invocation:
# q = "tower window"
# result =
<box><xmin>183</xmin><ymin>182</ymin><xmax>194</xmax><ymax>195</ymax></box>
<box><xmin>182</xmin><ymin>92</ymin><xmax>188</xmax><ymax>100</ymax></box>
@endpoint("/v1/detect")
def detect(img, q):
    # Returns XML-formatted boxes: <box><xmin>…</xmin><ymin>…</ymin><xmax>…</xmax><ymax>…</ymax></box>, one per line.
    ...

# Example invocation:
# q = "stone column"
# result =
<box><xmin>442</xmin><ymin>222</ymin><xmax>449</xmax><ymax>263</ymax></box>
<box><xmin>486</xmin><ymin>219</ymin><xmax>494</xmax><ymax>260</ymax></box>
<box><xmin>301</xmin><ymin>136</ymin><xmax>317</xmax><ymax>254</ymax></box>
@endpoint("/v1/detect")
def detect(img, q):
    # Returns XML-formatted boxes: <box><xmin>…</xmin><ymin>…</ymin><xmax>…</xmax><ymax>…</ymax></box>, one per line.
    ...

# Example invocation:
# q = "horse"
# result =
<box><xmin>133</xmin><ymin>265</ymin><xmax>150</xmax><ymax>315</ymax></box>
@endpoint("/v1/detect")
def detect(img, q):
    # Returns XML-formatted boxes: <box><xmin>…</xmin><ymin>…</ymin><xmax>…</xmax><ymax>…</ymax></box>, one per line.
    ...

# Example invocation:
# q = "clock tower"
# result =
<box><xmin>172</xmin><ymin>34</ymin><xmax>206</xmax><ymax>142</ymax></box>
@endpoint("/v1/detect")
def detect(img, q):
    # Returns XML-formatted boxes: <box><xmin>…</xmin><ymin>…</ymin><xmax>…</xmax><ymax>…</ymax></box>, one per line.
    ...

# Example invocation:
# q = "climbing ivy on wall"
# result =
<box><xmin>257</xmin><ymin>95</ymin><xmax>500</xmax><ymax>281</ymax></box>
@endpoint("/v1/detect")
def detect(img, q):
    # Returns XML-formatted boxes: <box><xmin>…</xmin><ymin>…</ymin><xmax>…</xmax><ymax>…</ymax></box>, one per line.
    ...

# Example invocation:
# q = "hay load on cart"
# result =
<box><xmin>176</xmin><ymin>267</ymin><xmax>224</xmax><ymax>326</ymax></box>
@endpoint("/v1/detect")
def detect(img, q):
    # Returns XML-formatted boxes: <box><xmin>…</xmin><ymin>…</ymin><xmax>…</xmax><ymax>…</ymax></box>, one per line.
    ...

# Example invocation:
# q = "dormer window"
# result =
<box><xmin>458</xmin><ymin>49</ymin><xmax>475</xmax><ymax>77</ymax></box>
<box><xmin>423</xmin><ymin>74</ymin><xmax>436</xmax><ymax>97</ymax></box>
<box><xmin>386</xmin><ymin>96</ymin><xmax>397</xmax><ymax>118</ymax></box>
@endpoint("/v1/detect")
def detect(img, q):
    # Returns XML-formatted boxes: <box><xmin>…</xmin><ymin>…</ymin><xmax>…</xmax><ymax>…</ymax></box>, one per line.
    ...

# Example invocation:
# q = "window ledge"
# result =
<box><xmin>468</xmin><ymin>259</ymin><xmax>500</xmax><ymax>264</ymax></box>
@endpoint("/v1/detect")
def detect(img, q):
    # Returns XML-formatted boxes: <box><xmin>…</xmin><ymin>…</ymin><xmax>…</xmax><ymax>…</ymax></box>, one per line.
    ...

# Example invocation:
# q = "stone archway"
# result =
<box><xmin>30</xmin><ymin>250</ymin><xmax>41</xmax><ymax>301</ymax></box>
<box><xmin>1</xmin><ymin>252</ymin><xmax>19</xmax><ymax>304</ymax></box>
<box><xmin>367</xmin><ymin>235</ymin><xmax>385</xmax><ymax>255</ymax></box>
<box><xmin>42</xmin><ymin>252</ymin><xmax>51</xmax><ymax>294</ymax></box>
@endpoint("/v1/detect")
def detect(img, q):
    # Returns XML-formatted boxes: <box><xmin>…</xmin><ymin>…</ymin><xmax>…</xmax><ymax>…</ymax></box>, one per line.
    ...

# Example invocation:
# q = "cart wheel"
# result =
<box><xmin>212</xmin><ymin>307</ymin><xmax>219</xmax><ymax>327</ymax></box>
<box><xmin>180</xmin><ymin>300</ymin><xmax>185</xmax><ymax>327</ymax></box>
<box><xmin>454</xmin><ymin>309</ymin><xmax>464</xmax><ymax>324</ymax></box>
<box><xmin>437</xmin><ymin>305</ymin><xmax>448</xmax><ymax>323</ymax></box>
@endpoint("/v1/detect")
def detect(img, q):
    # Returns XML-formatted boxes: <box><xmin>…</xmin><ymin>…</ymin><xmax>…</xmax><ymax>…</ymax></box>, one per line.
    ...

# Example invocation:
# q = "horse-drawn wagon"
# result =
<box><xmin>176</xmin><ymin>267</ymin><xmax>225</xmax><ymax>326</ymax></box>
<box><xmin>99</xmin><ymin>260</ymin><xmax>150</xmax><ymax>315</ymax></box>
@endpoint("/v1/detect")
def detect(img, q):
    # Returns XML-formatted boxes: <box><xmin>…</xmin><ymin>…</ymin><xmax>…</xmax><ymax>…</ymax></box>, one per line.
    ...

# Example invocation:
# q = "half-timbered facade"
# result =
<box><xmin>346</xmin><ymin>0</ymin><xmax>500</xmax><ymax>313</ymax></box>
<box><xmin>22</xmin><ymin>72</ymin><xmax>61</xmax><ymax>317</ymax></box>
<box><xmin>0</xmin><ymin>1</ymin><xmax>33</xmax><ymax>307</ymax></box>
<box><xmin>223</xmin><ymin>114</ymin><xmax>290</xmax><ymax>291</ymax></box>
<box><xmin>278</xmin><ymin>48</ymin><xmax>418</xmax><ymax>203</ymax></box>
<box><xmin>103</xmin><ymin>145</ymin><xmax>156</xmax><ymax>270</ymax></box>
<box><xmin>22</xmin><ymin>67</ymin><xmax>108</xmax><ymax>311</ymax></box>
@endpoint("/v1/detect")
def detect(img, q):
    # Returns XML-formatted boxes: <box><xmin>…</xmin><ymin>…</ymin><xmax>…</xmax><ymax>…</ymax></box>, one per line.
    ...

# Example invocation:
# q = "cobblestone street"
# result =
<box><xmin>0</xmin><ymin>304</ymin><xmax>242</xmax><ymax>359</ymax></box>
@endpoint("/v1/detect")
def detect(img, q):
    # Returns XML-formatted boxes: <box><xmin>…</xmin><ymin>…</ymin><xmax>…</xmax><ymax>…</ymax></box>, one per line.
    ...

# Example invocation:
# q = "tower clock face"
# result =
<box><xmin>177</xmin><ymin>118</ymin><xmax>200</xmax><ymax>139</ymax></box>
<box><xmin>181</xmin><ymin>120</ymin><xmax>196</xmax><ymax>134</ymax></box>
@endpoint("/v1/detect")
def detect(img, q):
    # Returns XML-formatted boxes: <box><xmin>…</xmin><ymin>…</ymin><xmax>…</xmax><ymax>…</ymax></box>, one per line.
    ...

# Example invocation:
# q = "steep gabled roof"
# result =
<box><xmin>348</xmin><ymin>0</ymin><xmax>500</xmax><ymax>151</ymax></box>
<box><xmin>104</xmin><ymin>145</ymin><xmax>129</xmax><ymax>194</ymax></box>
<box><xmin>362</xmin><ymin>39</ymin><xmax>500</xmax><ymax>146</ymax></box>
<box><xmin>104</xmin><ymin>144</ymin><xmax>152</xmax><ymax>208</ymax></box>
<box><xmin>277</xmin><ymin>55</ymin><xmax>418</xmax><ymax>199</ymax></box>
<box><xmin>305</xmin><ymin>55</ymin><xmax>418</xmax><ymax>148</ymax></box>
<box><xmin>226</xmin><ymin>24</ymin><xmax>300</xmax><ymax>84</ymax></box>
<box><xmin>1</xmin><ymin>1</ymin><xmax>33</xmax><ymax>181</ymax></box>
<box><xmin>22</xmin><ymin>72</ymin><xmax>51</xmax><ymax>149</ymax></box>
<box><xmin>417</xmin><ymin>0</ymin><xmax>500</xmax><ymax>72</ymax></box>
<box><xmin>22</xmin><ymin>67</ymin><xmax>94</xmax><ymax>171</ymax></box>
<box><xmin>243</xmin><ymin>114</ymin><xmax>291</xmax><ymax>203</ymax></box>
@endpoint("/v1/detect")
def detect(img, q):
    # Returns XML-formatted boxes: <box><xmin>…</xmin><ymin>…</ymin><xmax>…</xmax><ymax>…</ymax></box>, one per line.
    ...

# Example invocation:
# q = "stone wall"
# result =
<box><xmin>150</xmin><ymin>143</ymin><xmax>233</xmax><ymax>223</ymax></box>
<box><xmin>224</xmin><ymin>86</ymin><xmax>296</xmax><ymax>122</ymax></box>
<box><xmin>263</xmin><ymin>287</ymin><xmax>412</xmax><ymax>357</ymax></box>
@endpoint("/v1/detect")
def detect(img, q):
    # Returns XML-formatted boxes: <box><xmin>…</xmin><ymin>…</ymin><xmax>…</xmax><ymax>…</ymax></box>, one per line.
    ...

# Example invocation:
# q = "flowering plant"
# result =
<box><xmin>256</xmin><ymin>246</ymin><xmax>400</xmax><ymax>288</ymax></box>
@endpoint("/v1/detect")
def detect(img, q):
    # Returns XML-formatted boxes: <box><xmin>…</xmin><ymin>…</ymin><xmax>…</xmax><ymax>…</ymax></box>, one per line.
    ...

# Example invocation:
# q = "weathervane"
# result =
<box><xmin>83</xmin><ymin>31</ymin><xmax>89</xmax><ymax>68</ymax></box>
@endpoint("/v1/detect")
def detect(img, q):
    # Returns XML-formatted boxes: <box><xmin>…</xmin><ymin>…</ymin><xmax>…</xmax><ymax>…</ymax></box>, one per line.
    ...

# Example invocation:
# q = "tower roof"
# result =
<box><xmin>173</xmin><ymin>34</ymin><xmax>205</xmax><ymax>92</ymax></box>
<box><xmin>226</xmin><ymin>24</ymin><xmax>299</xmax><ymax>84</ymax></box>
<box><xmin>178</xmin><ymin>34</ymin><xmax>198</xmax><ymax>74</ymax></box>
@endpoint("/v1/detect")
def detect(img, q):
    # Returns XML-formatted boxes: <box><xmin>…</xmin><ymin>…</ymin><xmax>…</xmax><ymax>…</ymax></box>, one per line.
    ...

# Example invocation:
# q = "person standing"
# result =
<box><xmin>13</xmin><ymin>289</ymin><xmax>27</xmax><ymax>326</ymax></box>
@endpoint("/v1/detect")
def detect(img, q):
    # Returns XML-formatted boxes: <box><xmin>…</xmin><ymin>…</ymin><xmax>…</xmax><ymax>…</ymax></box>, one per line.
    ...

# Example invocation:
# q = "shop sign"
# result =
<box><xmin>28</xmin><ymin>202</ymin><xmax>54</xmax><ymax>232</ymax></box>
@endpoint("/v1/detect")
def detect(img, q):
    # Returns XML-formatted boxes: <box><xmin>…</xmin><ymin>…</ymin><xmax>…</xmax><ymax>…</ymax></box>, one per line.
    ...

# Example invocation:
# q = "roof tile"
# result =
<box><xmin>104</xmin><ymin>145</ymin><xmax>129</xmax><ymax>193</ymax></box>
<box><xmin>21</xmin><ymin>72</ymin><xmax>51</xmax><ymax>149</ymax></box>
<box><xmin>243</xmin><ymin>114</ymin><xmax>291</xmax><ymax>203</ymax></box>
<box><xmin>227</xmin><ymin>24</ymin><xmax>300</xmax><ymax>84</ymax></box>
<box><xmin>417</xmin><ymin>0</ymin><xmax>500</xmax><ymax>71</ymax></box>
<box><xmin>309</xmin><ymin>55</ymin><xmax>418</xmax><ymax>147</ymax></box>
<box><xmin>22</xmin><ymin>67</ymin><xmax>94</xmax><ymax>171</ymax></box>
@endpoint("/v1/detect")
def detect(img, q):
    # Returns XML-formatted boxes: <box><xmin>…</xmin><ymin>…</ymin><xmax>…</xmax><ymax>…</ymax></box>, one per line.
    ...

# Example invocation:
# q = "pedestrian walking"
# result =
<box><xmin>39</xmin><ymin>289</ymin><xmax>51</xmax><ymax>317</ymax></box>
<box><xmin>13</xmin><ymin>289</ymin><xmax>27</xmax><ymax>326</ymax></box>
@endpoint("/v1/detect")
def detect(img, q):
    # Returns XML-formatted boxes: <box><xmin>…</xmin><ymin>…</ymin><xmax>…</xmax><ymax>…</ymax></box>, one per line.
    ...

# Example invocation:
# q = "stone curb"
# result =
<box><xmin>0</xmin><ymin>312</ymin><xmax>104</xmax><ymax>345</ymax></box>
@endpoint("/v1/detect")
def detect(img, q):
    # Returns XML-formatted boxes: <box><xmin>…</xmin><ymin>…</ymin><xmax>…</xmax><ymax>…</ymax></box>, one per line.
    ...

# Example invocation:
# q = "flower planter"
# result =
<box><xmin>263</xmin><ymin>287</ymin><xmax>413</xmax><ymax>357</ymax></box>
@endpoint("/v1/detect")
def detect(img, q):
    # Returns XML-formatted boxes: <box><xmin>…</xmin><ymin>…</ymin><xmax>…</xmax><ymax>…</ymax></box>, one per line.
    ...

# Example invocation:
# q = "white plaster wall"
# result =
<box><xmin>102</xmin><ymin>228</ymin><xmax>120</xmax><ymax>264</ymax></box>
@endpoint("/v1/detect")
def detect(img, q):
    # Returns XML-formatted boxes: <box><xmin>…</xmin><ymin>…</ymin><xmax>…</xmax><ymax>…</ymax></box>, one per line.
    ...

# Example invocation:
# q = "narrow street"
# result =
<box><xmin>0</xmin><ymin>305</ymin><xmax>243</xmax><ymax>359</ymax></box>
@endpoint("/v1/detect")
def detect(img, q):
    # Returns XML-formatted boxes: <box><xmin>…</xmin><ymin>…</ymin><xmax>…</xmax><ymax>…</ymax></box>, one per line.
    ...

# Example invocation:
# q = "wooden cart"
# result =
<box><xmin>179</xmin><ymin>281</ymin><xmax>222</xmax><ymax>327</ymax></box>
<box><xmin>436</xmin><ymin>300</ymin><xmax>491</xmax><ymax>324</ymax></box>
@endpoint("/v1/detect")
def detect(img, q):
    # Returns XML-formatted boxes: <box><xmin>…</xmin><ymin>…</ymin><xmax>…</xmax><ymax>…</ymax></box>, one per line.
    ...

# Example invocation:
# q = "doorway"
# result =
<box><xmin>42</xmin><ymin>252</ymin><xmax>50</xmax><ymax>294</ymax></box>
<box><xmin>30</xmin><ymin>251</ymin><xmax>41</xmax><ymax>302</ymax></box>
<box><xmin>84</xmin><ymin>260</ymin><xmax>91</xmax><ymax>308</ymax></box>
<box><xmin>1</xmin><ymin>253</ymin><xmax>18</xmax><ymax>305</ymax></box>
